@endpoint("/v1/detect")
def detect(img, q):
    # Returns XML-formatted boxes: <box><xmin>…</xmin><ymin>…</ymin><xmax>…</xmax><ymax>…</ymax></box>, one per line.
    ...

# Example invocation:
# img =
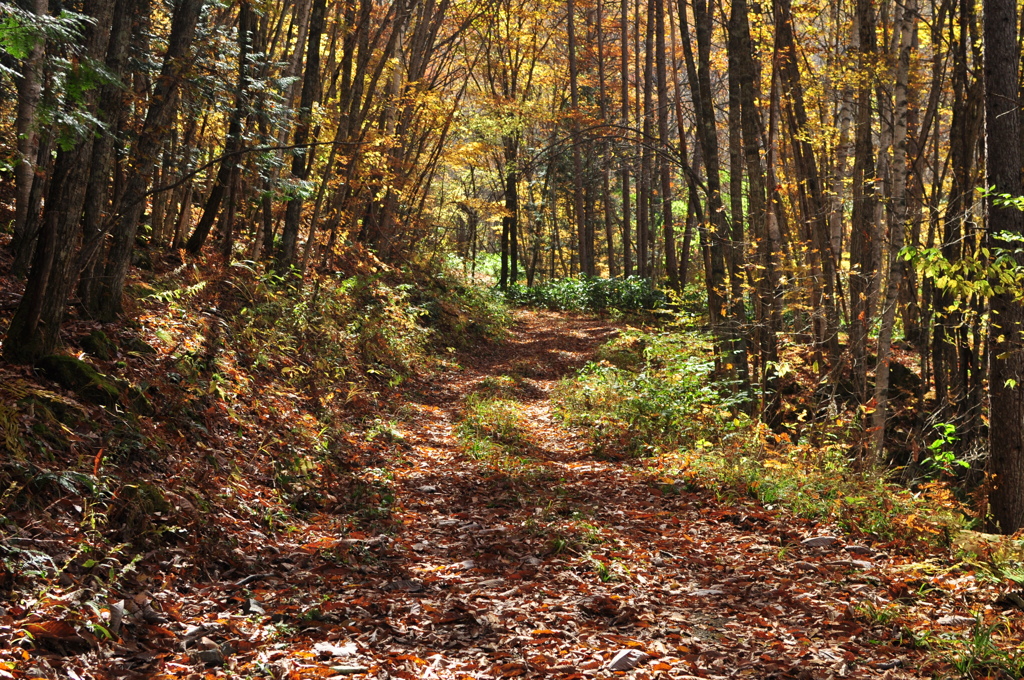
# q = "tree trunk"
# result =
<box><xmin>596</xmin><ymin>0</ymin><xmax>617</xmax><ymax>277</ymax></box>
<box><xmin>774</xmin><ymin>0</ymin><xmax>840</xmax><ymax>364</ymax></box>
<box><xmin>730</xmin><ymin>0</ymin><xmax>778</xmax><ymax>424</ymax></box>
<box><xmin>871</xmin><ymin>0</ymin><xmax>916</xmax><ymax>461</ymax></box>
<box><xmin>186</xmin><ymin>1</ymin><xmax>254</xmax><ymax>255</ymax></box>
<box><xmin>11</xmin><ymin>0</ymin><xmax>47</xmax><ymax>260</ymax></box>
<box><xmin>3</xmin><ymin>0</ymin><xmax>118</xmax><ymax>363</ymax></box>
<box><xmin>568</xmin><ymin>0</ymin><xmax>589</xmax><ymax>276</ymax></box>
<box><xmin>91</xmin><ymin>0</ymin><xmax>205</xmax><ymax>321</ymax></box>
<box><xmin>620</xmin><ymin>0</ymin><xmax>632</xmax><ymax>277</ymax></box>
<box><xmin>655</xmin><ymin>0</ymin><xmax>677</xmax><ymax>289</ymax></box>
<box><xmin>279</xmin><ymin>0</ymin><xmax>328</xmax><ymax>269</ymax></box>
<box><xmin>848</xmin><ymin>0</ymin><xmax>879</xmax><ymax>407</ymax></box>
<box><xmin>503</xmin><ymin>136</ymin><xmax>520</xmax><ymax>288</ymax></box>
<box><xmin>78</xmin><ymin>0</ymin><xmax>137</xmax><ymax>311</ymax></box>
<box><xmin>681</xmin><ymin>0</ymin><xmax>749</xmax><ymax>388</ymax></box>
<box><xmin>638</xmin><ymin>0</ymin><xmax>655</xmax><ymax>279</ymax></box>
<box><xmin>986</xmin><ymin>0</ymin><xmax>1024</xmax><ymax>533</ymax></box>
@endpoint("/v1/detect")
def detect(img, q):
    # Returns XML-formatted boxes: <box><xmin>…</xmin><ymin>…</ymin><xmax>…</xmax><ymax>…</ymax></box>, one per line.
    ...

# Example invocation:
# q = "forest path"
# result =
<box><xmin>317</xmin><ymin>310</ymin><xmax>933</xmax><ymax>680</ymax></box>
<box><xmin>111</xmin><ymin>311</ymin><xmax>955</xmax><ymax>679</ymax></box>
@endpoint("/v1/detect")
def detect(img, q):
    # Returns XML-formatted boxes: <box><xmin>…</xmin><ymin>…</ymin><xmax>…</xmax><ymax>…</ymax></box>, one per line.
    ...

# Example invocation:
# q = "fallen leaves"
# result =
<box><xmin>3</xmin><ymin>311</ymin><xmax>1023</xmax><ymax>680</ymax></box>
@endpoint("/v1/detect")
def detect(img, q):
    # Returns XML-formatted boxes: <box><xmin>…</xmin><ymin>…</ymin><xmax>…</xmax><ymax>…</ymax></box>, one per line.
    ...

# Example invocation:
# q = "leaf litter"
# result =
<box><xmin>1</xmin><ymin>310</ymin><xmax>1021</xmax><ymax>679</ymax></box>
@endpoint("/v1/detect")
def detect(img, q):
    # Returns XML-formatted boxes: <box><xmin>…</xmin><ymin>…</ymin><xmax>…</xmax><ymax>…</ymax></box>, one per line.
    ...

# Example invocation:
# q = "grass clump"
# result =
<box><xmin>457</xmin><ymin>393</ymin><xmax>528</xmax><ymax>455</ymax></box>
<box><xmin>944</xmin><ymin>621</ymin><xmax>1024</xmax><ymax>679</ymax></box>
<box><xmin>505</xmin><ymin>275</ymin><xmax>666</xmax><ymax>313</ymax></box>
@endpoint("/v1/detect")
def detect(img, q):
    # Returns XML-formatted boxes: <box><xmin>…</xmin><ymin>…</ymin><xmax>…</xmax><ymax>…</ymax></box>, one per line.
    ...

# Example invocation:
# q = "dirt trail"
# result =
<box><xmin>69</xmin><ymin>311</ymin><xmax>959</xmax><ymax>679</ymax></box>
<box><xmin>343</xmin><ymin>310</ymin><xmax>933</xmax><ymax>680</ymax></box>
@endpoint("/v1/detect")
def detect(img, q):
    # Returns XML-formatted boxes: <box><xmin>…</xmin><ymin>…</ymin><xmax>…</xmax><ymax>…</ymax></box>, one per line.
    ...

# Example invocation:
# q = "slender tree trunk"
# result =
<box><xmin>731</xmin><ymin>0</ymin><xmax>778</xmax><ymax>423</ymax></box>
<box><xmin>596</xmin><ymin>0</ymin><xmax>617</xmax><ymax>277</ymax></box>
<box><xmin>279</xmin><ymin>0</ymin><xmax>328</xmax><ymax>269</ymax></box>
<box><xmin>11</xmin><ymin>0</ymin><xmax>47</xmax><ymax>260</ymax></box>
<box><xmin>871</xmin><ymin>0</ymin><xmax>916</xmax><ymax>461</ymax></box>
<box><xmin>620</xmin><ymin>0</ymin><xmax>632</xmax><ymax>277</ymax></box>
<box><xmin>638</xmin><ymin>1</ymin><xmax>655</xmax><ymax>279</ymax></box>
<box><xmin>91</xmin><ymin>0</ymin><xmax>205</xmax><ymax>321</ymax></box>
<box><xmin>848</xmin><ymin>0</ymin><xmax>879</xmax><ymax>407</ymax></box>
<box><xmin>774</xmin><ymin>0</ymin><xmax>840</xmax><ymax>363</ymax></box>
<box><xmin>655</xmin><ymin>0</ymin><xmax>677</xmax><ymax>288</ymax></box>
<box><xmin>504</xmin><ymin>136</ymin><xmax>520</xmax><ymax>287</ymax></box>
<box><xmin>681</xmin><ymin>0</ymin><xmax>749</xmax><ymax>388</ymax></box>
<box><xmin>186</xmin><ymin>1</ymin><xmax>254</xmax><ymax>255</ymax></box>
<box><xmin>568</xmin><ymin>0</ymin><xmax>589</xmax><ymax>276</ymax></box>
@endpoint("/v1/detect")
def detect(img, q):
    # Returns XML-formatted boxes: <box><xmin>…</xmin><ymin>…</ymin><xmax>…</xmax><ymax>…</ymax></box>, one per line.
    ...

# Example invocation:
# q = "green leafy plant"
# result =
<box><xmin>553</xmin><ymin>330</ymin><xmax>742</xmax><ymax>457</ymax></box>
<box><xmin>855</xmin><ymin>601</ymin><xmax>904</xmax><ymax>626</ymax></box>
<box><xmin>923</xmin><ymin>423</ymin><xmax>969</xmax><ymax>478</ymax></box>
<box><xmin>457</xmin><ymin>394</ymin><xmax>528</xmax><ymax>453</ymax></box>
<box><xmin>505</xmin><ymin>276</ymin><xmax>666</xmax><ymax>313</ymax></box>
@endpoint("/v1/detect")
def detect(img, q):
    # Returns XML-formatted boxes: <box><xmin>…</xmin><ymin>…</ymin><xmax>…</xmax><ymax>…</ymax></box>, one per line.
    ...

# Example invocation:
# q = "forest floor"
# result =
<box><xmin>5</xmin><ymin>310</ymin><xmax>1016</xmax><ymax>679</ymax></box>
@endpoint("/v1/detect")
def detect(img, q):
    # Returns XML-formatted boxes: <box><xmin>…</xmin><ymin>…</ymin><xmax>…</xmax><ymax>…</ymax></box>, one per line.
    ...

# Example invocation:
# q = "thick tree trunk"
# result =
<box><xmin>3</xmin><ymin>0</ymin><xmax>118</xmax><ymax>363</ymax></box>
<box><xmin>78</xmin><ymin>0</ymin><xmax>137</xmax><ymax>312</ymax></box>
<box><xmin>986</xmin><ymin>0</ymin><xmax>1024</xmax><ymax>533</ymax></box>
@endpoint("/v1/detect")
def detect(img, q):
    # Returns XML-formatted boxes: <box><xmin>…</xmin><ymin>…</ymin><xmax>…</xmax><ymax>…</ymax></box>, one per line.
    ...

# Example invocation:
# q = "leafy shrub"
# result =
<box><xmin>554</xmin><ymin>329</ymin><xmax>742</xmax><ymax>457</ymax></box>
<box><xmin>408</xmin><ymin>267</ymin><xmax>511</xmax><ymax>348</ymax></box>
<box><xmin>232</xmin><ymin>263</ymin><xmax>509</xmax><ymax>388</ymax></box>
<box><xmin>505</xmin><ymin>276</ymin><xmax>666</xmax><ymax>313</ymax></box>
<box><xmin>554</xmin><ymin>324</ymin><xmax>972</xmax><ymax>543</ymax></box>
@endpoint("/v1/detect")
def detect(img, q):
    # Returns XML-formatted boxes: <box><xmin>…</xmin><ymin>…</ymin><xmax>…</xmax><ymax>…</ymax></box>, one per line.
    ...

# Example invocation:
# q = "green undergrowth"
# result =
<box><xmin>552</xmin><ymin>325</ymin><xmax>972</xmax><ymax>546</ymax></box>
<box><xmin>0</xmin><ymin>252</ymin><xmax>511</xmax><ymax>604</ymax></box>
<box><xmin>456</xmin><ymin>377</ymin><xmax>529</xmax><ymax>459</ymax></box>
<box><xmin>505</xmin><ymin>275</ymin><xmax>666</xmax><ymax>313</ymax></box>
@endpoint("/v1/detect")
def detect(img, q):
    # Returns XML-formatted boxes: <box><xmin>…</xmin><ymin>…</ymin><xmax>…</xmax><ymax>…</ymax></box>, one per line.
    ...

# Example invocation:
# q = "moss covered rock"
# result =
<box><xmin>80</xmin><ymin>330</ymin><xmax>118</xmax><ymax>360</ymax></box>
<box><xmin>124</xmin><ymin>337</ymin><xmax>158</xmax><ymax>355</ymax></box>
<box><xmin>37</xmin><ymin>355</ymin><xmax>121</xmax><ymax>407</ymax></box>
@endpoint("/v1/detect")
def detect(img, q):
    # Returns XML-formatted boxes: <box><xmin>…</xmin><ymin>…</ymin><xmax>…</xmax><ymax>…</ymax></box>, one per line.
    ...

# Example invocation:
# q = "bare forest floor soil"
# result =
<box><xmin>3</xmin><ymin>310</ymin><xmax>1009</xmax><ymax>679</ymax></box>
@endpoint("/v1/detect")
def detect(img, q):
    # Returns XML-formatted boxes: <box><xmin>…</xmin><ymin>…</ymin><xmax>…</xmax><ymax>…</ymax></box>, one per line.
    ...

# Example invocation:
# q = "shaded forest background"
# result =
<box><xmin>2</xmin><ymin>0</ymin><xmax>1024</xmax><ymax>533</ymax></box>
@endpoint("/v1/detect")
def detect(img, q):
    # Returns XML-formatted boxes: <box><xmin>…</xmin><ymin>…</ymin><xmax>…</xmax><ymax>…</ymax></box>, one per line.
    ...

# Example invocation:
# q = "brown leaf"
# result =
<box><xmin>24</xmin><ymin>620</ymin><xmax>81</xmax><ymax>640</ymax></box>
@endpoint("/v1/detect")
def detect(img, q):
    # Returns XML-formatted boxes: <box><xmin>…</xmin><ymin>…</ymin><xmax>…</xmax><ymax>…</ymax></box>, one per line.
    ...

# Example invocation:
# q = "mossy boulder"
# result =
<box><xmin>37</xmin><ymin>355</ymin><xmax>121</xmax><ymax>407</ymax></box>
<box><xmin>124</xmin><ymin>337</ymin><xmax>158</xmax><ymax>355</ymax></box>
<box><xmin>80</xmin><ymin>330</ymin><xmax>118</xmax><ymax>360</ymax></box>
